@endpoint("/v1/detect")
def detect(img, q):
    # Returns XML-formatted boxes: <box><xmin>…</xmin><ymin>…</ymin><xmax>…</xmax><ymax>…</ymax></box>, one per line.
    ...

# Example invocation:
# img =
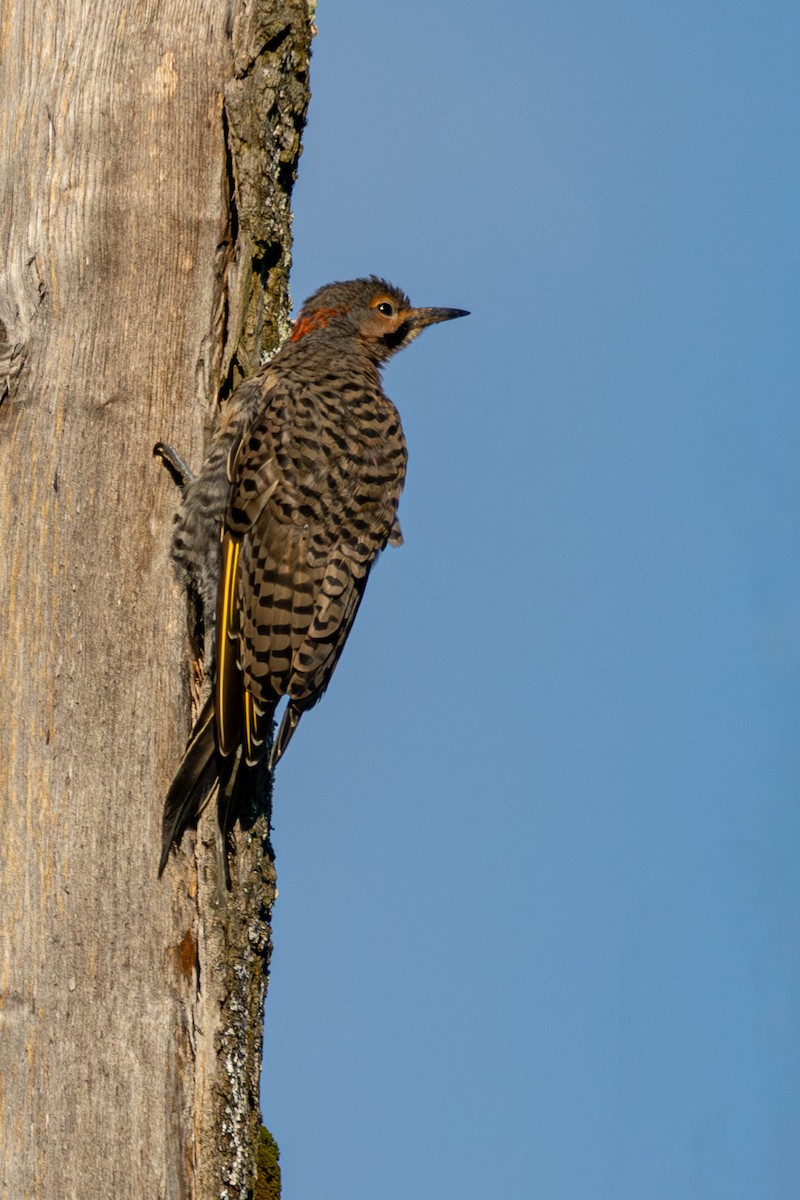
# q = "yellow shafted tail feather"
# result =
<box><xmin>215</xmin><ymin>531</ymin><xmax>242</xmax><ymax>757</ymax></box>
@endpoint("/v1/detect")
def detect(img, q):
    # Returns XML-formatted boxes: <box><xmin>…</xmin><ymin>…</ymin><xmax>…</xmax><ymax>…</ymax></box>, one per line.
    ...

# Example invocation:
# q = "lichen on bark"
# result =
<box><xmin>221</xmin><ymin>4</ymin><xmax>313</xmax><ymax>393</ymax></box>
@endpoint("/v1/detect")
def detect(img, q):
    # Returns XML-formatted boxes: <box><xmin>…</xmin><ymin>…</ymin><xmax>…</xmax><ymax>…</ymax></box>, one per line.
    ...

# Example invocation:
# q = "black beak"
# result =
<box><xmin>408</xmin><ymin>306</ymin><xmax>471</xmax><ymax>329</ymax></box>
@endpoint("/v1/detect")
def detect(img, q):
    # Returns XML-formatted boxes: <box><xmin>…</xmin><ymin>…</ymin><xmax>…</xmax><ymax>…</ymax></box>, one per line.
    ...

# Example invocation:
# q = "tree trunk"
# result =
<box><xmin>0</xmin><ymin>3</ymin><xmax>312</xmax><ymax>1197</ymax></box>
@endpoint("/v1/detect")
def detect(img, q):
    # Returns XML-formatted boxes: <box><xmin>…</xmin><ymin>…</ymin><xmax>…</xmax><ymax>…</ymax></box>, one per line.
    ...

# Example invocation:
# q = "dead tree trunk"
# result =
<box><xmin>0</xmin><ymin>3</ymin><xmax>312</xmax><ymax>1197</ymax></box>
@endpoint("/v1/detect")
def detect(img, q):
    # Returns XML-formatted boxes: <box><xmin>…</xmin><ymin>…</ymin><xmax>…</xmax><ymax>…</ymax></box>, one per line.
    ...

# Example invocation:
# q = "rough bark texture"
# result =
<box><xmin>0</xmin><ymin>2</ymin><xmax>312</xmax><ymax>1197</ymax></box>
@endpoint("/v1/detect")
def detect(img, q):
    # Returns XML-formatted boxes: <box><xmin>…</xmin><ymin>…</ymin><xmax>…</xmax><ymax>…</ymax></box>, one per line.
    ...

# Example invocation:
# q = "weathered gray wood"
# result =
<box><xmin>0</xmin><ymin>2</ymin><xmax>311</xmax><ymax>1196</ymax></box>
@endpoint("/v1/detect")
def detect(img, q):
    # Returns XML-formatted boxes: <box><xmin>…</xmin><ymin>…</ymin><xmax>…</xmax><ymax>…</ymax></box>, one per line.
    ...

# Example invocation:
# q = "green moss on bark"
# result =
<box><xmin>253</xmin><ymin>1126</ymin><xmax>281</xmax><ymax>1200</ymax></box>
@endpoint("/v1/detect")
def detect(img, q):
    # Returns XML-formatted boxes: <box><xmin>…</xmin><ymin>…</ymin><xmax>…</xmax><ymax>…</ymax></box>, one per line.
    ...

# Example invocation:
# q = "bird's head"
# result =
<box><xmin>290</xmin><ymin>276</ymin><xmax>469</xmax><ymax>363</ymax></box>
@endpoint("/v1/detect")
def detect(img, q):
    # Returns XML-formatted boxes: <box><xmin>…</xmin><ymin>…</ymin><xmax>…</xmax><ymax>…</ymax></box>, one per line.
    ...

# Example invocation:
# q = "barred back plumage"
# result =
<box><xmin>158</xmin><ymin>277</ymin><xmax>468</xmax><ymax>877</ymax></box>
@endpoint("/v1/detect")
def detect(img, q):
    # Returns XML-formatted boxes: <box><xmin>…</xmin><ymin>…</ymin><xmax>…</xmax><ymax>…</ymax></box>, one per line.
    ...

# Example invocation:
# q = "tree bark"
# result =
<box><xmin>0</xmin><ymin>2</ymin><xmax>312</xmax><ymax>1197</ymax></box>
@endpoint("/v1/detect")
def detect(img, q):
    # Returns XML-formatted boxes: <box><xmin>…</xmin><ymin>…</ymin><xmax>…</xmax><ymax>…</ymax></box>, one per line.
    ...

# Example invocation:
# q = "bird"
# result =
<box><xmin>156</xmin><ymin>276</ymin><xmax>468</xmax><ymax>876</ymax></box>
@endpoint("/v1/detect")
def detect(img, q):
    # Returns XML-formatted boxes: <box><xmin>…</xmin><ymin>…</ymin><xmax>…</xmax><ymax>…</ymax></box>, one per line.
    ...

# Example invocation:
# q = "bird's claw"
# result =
<box><xmin>154</xmin><ymin>441</ymin><xmax>194</xmax><ymax>491</ymax></box>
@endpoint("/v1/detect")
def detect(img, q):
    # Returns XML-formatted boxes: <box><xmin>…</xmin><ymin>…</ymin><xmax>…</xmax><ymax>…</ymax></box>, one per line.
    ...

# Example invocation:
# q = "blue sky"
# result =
<box><xmin>261</xmin><ymin>4</ymin><xmax>800</xmax><ymax>1197</ymax></box>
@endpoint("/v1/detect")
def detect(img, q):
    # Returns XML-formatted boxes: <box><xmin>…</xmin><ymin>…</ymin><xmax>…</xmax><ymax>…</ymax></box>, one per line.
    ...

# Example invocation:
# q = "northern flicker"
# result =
<box><xmin>157</xmin><ymin>276</ymin><xmax>468</xmax><ymax>875</ymax></box>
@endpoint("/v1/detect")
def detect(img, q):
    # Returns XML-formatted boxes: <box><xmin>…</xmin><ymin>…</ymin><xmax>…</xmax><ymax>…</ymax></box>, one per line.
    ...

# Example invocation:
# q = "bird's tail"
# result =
<box><xmin>159</xmin><ymin>693</ymin><xmax>219</xmax><ymax>876</ymax></box>
<box><xmin>160</xmin><ymin>690</ymin><xmax>278</xmax><ymax>881</ymax></box>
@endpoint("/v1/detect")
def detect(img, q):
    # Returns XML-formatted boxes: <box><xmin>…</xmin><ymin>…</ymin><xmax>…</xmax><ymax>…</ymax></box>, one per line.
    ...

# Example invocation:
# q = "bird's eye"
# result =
<box><xmin>376</xmin><ymin>301</ymin><xmax>394</xmax><ymax>317</ymax></box>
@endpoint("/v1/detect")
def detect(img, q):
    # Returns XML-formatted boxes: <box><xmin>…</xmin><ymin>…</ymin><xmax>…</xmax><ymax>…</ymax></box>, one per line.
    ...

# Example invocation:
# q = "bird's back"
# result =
<box><xmin>228</xmin><ymin>337</ymin><xmax>408</xmax><ymax>730</ymax></box>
